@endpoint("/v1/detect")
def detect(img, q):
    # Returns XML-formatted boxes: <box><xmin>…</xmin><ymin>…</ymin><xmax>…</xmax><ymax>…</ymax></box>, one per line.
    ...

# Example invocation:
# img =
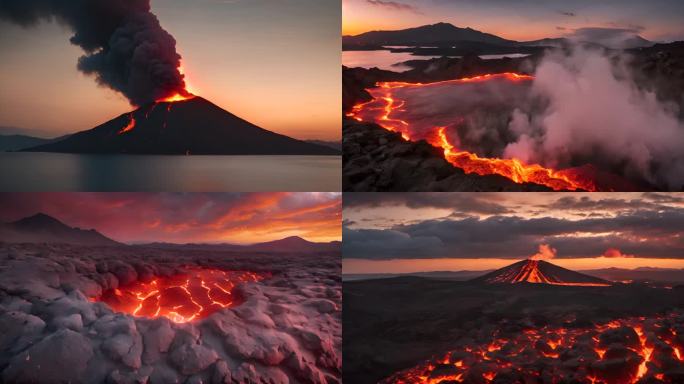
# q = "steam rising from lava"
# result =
<box><xmin>349</xmin><ymin>48</ymin><xmax>684</xmax><ymax>190</ymax></box>
<box><xmin>530</xmin><ymin>243</ymin><xmax>556</xmax><ymax>261</ymax></box>
<box><xmin>504</xmin><ymin>48</ymin><xmax>684</xmax><ymax>191</ymax></box>
<box><xmin>0</xmin><ymin>0</ymin><xmax>190</xmax><ymax>105</ymax></box>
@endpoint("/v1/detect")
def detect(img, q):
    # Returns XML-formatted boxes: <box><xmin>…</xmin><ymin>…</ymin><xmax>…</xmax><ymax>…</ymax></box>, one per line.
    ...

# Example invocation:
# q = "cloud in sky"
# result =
<box><xmin>0</xmin><ymin>192</ymin><xmax>341</xmax><ymax>244</ymax></box>
<box><xmin>343</xmin><ymin>193</ymin><xmax>684</xmax><ymax>260</ymax></box>
<box><xmin>365</xmin><ymin>0</ymin><xmax>421</xmax><ymax>13</ymax></box>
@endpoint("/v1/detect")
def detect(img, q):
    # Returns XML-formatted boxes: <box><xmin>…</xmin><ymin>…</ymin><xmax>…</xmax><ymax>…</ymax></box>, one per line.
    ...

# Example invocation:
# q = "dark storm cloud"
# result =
<box><xmin>0</xmin><ymin>0</ymin><xmax>187</xmax><ymax>105</ymax></box>
<box><xmin>366</xmin><ymin>0</ymin><xmax>421</xmax><ymax>13</ymax></box>
<box><xmin>344</xmin><ymin>208</ymin><xmax>684</xmax><ymax>260</ymax></box>
<box><xmin>538</xmin><ymin>195</ymin><xmax>680</xmax><ymax>213</ymax></box>
<box><xmin>344</xmin><ymin>192</ymin><xmax>512</xmax><ymax>215</ymax></box>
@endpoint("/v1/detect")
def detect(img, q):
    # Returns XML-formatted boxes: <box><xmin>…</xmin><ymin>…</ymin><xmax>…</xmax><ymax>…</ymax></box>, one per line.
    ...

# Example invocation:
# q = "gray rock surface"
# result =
<box><xmin>0</xmin><ymin>243</ymin><xmax>341</xmax><ymax>383</ymax></box>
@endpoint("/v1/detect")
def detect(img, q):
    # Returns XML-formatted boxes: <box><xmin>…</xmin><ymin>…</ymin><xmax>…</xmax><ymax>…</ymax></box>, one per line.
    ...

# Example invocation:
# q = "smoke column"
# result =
<box><xmin>0</xmin><ymin>0</ymin><xmax>188</xmax><ymax>106</ymax></box>
<box><xmin>530</xmin><ymin>243</ymin><xmax>556</xmax><ymax>260</ymax></box>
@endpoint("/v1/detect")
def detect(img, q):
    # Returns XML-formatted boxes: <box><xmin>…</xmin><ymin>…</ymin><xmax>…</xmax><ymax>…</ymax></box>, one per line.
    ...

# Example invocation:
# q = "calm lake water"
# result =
<box><xmin>0</xmin><ymin>153</ymin><xmax>341</xmax><ymax>191</ymax></box>
<box><xmin>343</xmin><ymin>50</ymin><xmax>530</xmax><ymax>71</ymax></box>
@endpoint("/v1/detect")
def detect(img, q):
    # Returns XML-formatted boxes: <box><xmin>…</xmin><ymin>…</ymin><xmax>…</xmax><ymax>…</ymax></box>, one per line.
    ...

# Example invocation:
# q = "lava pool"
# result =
<box><xmin>93</xmin><ymin>268</ymin><xmax>268</xmax><ymax>323</ymax></box>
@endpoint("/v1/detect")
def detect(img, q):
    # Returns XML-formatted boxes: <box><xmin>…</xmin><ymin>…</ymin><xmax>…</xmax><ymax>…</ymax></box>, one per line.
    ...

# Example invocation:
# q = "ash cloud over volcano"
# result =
<box><xmin>0</xmin><ymin>0</ymin><xmax>187</xmax><ymax>105</ymax></box>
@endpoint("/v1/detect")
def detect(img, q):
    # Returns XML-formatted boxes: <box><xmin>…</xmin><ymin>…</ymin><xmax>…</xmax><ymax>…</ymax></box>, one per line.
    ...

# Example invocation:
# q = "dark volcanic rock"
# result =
<box><xmin>343</xmin><ymin>119</ymin><xmax>550</xmax><ymax>191</ymax></box>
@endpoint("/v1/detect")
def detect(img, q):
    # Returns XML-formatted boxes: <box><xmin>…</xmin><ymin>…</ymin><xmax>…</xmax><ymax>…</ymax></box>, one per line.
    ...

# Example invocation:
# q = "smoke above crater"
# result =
<box><xmin>0</xmin><ymin>0</ymin><xmax>188</xmax><ymax>106</ymax></box>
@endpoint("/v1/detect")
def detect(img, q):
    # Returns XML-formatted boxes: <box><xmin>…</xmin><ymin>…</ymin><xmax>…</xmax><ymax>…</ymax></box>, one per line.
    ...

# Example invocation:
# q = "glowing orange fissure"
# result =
<box><xmin>347</xmin><ymin>73</ymin><xmax>598</xmax><ymax>192</ymax></box>
<box><xmin>383</xmin><ymin>313</ymin><xmax>683</xmax><ymax>384</ymax></box>
<box><xmin>92</xmin><ymin>268</ymin><xmax>267</xmax><ymax>323</ymax></box>
<box><xmin>118</xmin><ymin>62</ymin><xmax>196</xmax><ymax>134</ymax></box>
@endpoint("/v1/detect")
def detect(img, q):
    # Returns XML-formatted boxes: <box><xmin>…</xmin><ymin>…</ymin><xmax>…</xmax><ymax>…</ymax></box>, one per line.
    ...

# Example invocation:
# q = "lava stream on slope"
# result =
<box><xmin>93</xmin><ymin>268</ymin><xmax>268</xmax><ymax>323</ymax></box>
<box><xmin>346</xmin><ymin>73</ymin><xmax>599</xmax><ymax>191</ymax></box>
<box><xmin>381</xmin><ymin>313</ymin><xmax>684</xmax><ymax>384</ymax></box>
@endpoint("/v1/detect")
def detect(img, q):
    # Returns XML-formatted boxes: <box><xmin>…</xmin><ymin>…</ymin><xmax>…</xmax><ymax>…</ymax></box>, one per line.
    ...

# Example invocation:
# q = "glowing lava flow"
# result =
<box><xmin>156</xmin><ymin>62</ymin><xmax>197</xmax><ymax>103</ymax></box>
<box><xmin>118</xmin><ymin>113</ymin><xmax>136</xmax><ymax>134</ymax></box>
<box><xmin>483</xmin><ymin>259</ymin><xmax>613</xmax><ymax>287</ymax></box>
<box><xmin>382</xmin><ymin>313</ymin><xmax>684</xmax><ymax>384</ymax></box>
<box><xmin>118</xmin><ymin>62</ymin><xmax>196</xmax><ymax>134</ymax></box>
<box><xmin>347</xmin><ymin>73</ymin><xmax>598</xmax><ymax>191</ymax></box>
<box><xmin>94</xmin><ymin>268</ymin><xmax>267</xmax><ymax>323</ymax></box>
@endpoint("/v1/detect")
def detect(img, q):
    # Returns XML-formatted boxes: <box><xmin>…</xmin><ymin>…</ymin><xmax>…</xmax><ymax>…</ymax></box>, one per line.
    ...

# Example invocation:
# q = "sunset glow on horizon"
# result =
<box><xmin>0</xmin><ymin>192</ymin><xmax>341</xmax><ymax>244</ymax></box>
<box><xmin>342</xmin><ymin>0</ymin><xmax>684</xmax><ymax>42</ymax></box>
<box><xmin>343</xmin><ymin>193</ymin><xmax>684</xmax><ymax>274</ymax></box>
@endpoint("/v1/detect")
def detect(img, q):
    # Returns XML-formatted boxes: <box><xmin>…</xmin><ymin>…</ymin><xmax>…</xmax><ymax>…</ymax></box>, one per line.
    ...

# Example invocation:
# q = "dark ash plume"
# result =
<box><xmin>0</xmin><ymin>0</ymin><xmax>188</xmax><ymax>106</ymax></box>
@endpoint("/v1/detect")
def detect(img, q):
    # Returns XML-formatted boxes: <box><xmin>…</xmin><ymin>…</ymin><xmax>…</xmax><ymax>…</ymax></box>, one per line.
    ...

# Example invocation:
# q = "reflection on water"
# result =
<box><xmin>0</xmin><ymin>153</ymin><xmax>340</xmax><ymax>191</ymax></box>
<box><xmin>342</xmin><ymin>50</ymin><xmax>447</xmax><ymax>71</ymax></box>
<box><xmin>343</xmin><ymin>50</ymin><xmax>530</xmax><ymax>71</ymax></box>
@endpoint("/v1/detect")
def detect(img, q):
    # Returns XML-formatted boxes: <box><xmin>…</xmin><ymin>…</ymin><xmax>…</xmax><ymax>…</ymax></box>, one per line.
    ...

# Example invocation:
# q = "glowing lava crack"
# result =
<box><xmin>347</xmin><ymin>73</ymin><xmax>599</xmax><ymax>191</ymax></box>
<box><xmin>93</xmin><ymin>268</ymin><xmax>267</xmax><ymax>323</ymax></box>
<box><xmin>382</xmin><ymin>314</ymin><xmax>684</xmax><ymax>384</ymax></box>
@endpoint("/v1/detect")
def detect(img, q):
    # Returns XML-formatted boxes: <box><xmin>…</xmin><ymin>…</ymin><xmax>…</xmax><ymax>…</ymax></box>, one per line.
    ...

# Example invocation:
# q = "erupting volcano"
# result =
<box><xmin>381</xmin><ymin>312</ymin><xmax>683</xmax><ymax>384</ymax></box>
<box><xmin>473</xmin><ymin>259</ymin><xmax>612</xmax><ymax>287</ymax></box>
<box><xmin>94</xmin><ymin>268</ymin><xmax>267</xmax><ymax>323</ymax></box>
<box><xmin>24</xmin><ymin>96</ymin><xmax>338</xmax><ymax>155</ymax></box>
<box><xmin>346</xmin><ymin>73</ymin><xmax>600</xmax><ymax>191</ymax></box>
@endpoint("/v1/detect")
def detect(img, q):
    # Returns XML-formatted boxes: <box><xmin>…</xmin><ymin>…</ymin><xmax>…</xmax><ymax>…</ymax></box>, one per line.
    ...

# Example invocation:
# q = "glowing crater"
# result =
<box><xmin>94</xmin><ymin>268</ymin><xmax>267</xmax><ymax>323</ymax></box>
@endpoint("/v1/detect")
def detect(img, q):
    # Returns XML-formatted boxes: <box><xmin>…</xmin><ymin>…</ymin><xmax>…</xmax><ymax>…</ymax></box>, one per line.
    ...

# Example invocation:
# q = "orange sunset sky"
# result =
<box><xmin>343</xmin><ymin>0</ymin><xmax>684</xmax><ymax>42</ymax></box>
<box><xmin>0</xmin><ymin>0</ymin><xmax>341</xmax><ymax>141</ymax></box>
<box><xmin>0</xmin><ymin>192</ymin><xmax>342</xmax><ymax>244</ymax></box>
<box><xmin>343</xmin><ymin>193</ymin><xmax>684</xmax><ymax>273</ymax></box>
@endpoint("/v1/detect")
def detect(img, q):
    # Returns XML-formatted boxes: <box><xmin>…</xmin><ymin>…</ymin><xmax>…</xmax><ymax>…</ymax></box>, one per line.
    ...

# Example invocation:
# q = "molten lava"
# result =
<box><xmin>94</xmin><ymin>268</ymin><xmax>267</xmax><ymax>323</ymax></box>
<box><xmin>156</xmin><ymin>62</ymin><xmax>197</xmax><ymax>103</ymax></box>
<box><xmin>157</xmin><ymin>92</ymin><xmax>195</xmax><ymax>103</ymax></box>
<box><xmin>118</xmin><ymin>62</ymin><xmax>196</xmax><ymax>134</ymax></box>
<box><xmin>118</xmin><ymin>113</ymin><xmax>136</xmax><ymax>134</ymax></box>
<box><xmin>347</xmin><ymin>73</ymin><xmax>598</xmax><ymax>191</ymax></box>
<box><xmin>476</xmin><ymin>259</ymin><xmax>612</xmax><ymax>287</ymax></box>
<box><xmin>382</xmin><ymin>313</ymin><xmax>684</xmax><ymax>384</ymax></box>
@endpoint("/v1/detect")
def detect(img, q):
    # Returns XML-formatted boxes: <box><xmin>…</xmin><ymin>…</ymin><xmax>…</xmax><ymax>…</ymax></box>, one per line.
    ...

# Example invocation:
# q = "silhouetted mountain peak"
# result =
<box><xmin>2</xmin><ymin>213</ymin><xmax>121</xmax><ymax>246</ymax></box>
<box><xmin>24</xmin><ymin>96</ymin><xmax>339</xmax><ymax>155</ymax></box>
<box><xmin>343</xmin><ymin>22</ymin><xmax>517</xmax><ymax>47</ymax></box>
<box><xmin>13</xmin><ymin>213</ymin><xmax>67</xmax><ymax>229</ymax></box>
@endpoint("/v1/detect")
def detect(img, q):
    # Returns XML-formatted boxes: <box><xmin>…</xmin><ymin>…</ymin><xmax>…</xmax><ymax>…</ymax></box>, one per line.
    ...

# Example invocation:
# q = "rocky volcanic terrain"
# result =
<box><xmin>0</xmin><ymin>242</ymin><xmax>341</xmax><ymax>384</ymax></box>
<box><xmin>343</xmin><ymin>42</ymin><xmax>684</xmax><ymax>192</ymax></box>
<box><xmin>344</xmin><ymin>277</ymin><xmax>684</xmax><ymax>384</ymax></box>
<box><xmin>343</xmin><ymin>120</ymin><xmax>550</xmax><ymax>192</ymax></box>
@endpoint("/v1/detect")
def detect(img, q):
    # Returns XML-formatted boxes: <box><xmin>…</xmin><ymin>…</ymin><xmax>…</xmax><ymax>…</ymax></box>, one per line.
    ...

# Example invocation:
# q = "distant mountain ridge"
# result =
<box><xmin>343</xmin><ymin>22</ymin><xmax>517</xmax><ymax>48</ymax></box>
<box><xmin>144</xmin><ymin>236</ymin><xmax>340</xmax><ymax>254</ymax></box>
<box><xmin>0</xmin><ymin>134</ymin><xmax>68</xmax><ymax>152</ymax></box>
<box><xmin>0</xmin><ymin>213</ymin><xmax>121</xmax><ymax>246</ymax></box>
<box><xmin>343</xmin><ymin>22</ymin><xmax>654</xmax><ymax>52</ymax></box>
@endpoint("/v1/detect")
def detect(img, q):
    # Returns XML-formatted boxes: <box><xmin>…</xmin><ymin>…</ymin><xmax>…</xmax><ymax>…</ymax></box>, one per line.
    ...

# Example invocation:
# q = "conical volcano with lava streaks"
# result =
<box><xmin>472</xmin><ymin>259</ymin><xmax>611</xmax><ymax>286</ymax></box>
<box><xmin>24</xmin><ymin>97</ymin><xmax>338</xmax><ymax>155</ymax></box>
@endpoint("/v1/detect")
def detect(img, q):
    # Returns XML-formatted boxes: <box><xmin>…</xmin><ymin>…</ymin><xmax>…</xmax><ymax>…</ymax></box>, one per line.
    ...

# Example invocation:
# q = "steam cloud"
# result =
<box><xmin>0</xmin><ymin>0</ymin><xmax>187</xmax><ymax>105</ymax></box>
<box><xmin>383</xmin><ymin>46</ymin><xmax>684</xmax><ymax>190</ymax></box>
<box><xmin>530</xmin><ymin>243</ymin><xmax>556</xmax><ymax>260</ymax></box>
<box><xmin>503</xmin><ymin>47</ymin><xmax>684</xmax><ymax>190</ymax></box>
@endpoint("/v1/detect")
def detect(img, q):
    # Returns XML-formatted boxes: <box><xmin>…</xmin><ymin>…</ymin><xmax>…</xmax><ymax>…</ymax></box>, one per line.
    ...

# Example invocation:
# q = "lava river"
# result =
<box><xmin>347</xmin><ymin>73</ymin><xmax>599</xmax><ymax>191</ymax></box>
<box><xmin>93</xmin><ymin>268</ymin><xmax>267</xmax><ymax>323</ymax></box>
<box><xmin>382</xmin><ymin>313</ymin><xmax>684</xmax><ymax>384</ymax></box>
